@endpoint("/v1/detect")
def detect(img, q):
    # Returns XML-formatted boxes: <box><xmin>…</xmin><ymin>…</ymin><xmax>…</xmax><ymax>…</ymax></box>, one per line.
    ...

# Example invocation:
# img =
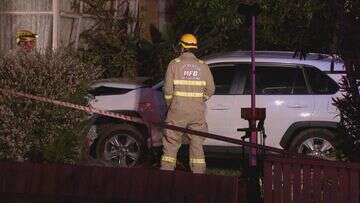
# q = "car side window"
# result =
<box><xmin>244</xmin><ymin>65</ymin><xmax>309</xmax><ymax>95</ymax></box>
<box><xmin>210</xmin><ymin>65</ymin><xmax>238</xmax><ymax>95</ymax></box>
<box><xmin>305</xmin><ymin>66</ymin><xmax>339</xmax><ymax>94</ymax></box>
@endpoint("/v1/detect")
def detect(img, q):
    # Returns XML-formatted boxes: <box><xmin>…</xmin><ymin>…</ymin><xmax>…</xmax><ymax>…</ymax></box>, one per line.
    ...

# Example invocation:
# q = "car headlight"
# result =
<box><xmin>85</xmin><ymin>94</ymin><xmax>97</xmax><ymax>116</ymax></box>
<box><xmin>85</xmin><ymin>93</ymin><xmax>95</xmax><ymax>104</ymax></box>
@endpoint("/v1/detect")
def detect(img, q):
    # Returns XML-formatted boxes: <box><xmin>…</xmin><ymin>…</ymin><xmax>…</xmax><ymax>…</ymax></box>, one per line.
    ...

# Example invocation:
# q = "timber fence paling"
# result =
<box><xmin>293</xmin><ymin>163</ymin><xmax>302</xmax><ymax>203</ymax></box>
<box><xmin>338</xmin><ymin>168</ymin><xmax>349</xmax><ymax>203</ymax></box>
<box><xmin>350</xmin><ymin>170</ymin><xmax>360</xmax><ymax>203</ymax></box>
<box><xmin>302</xmin><ymin>164</ymin><xmax>311</xmax><ymax>203</ymax></box>
<box><xmin>272</xmin><ymin>161</ymin><xmax>283</xmax><ymax>203</ymax></box>
<box><xmin>263</xmin><ymin>155</ymin><xmax>360</xmax><ymax>203</ymax></box>
<box><xmin>266</xmin><ymin>154</ymin><xmax>360</xmax><ymax>170</ymax></box>
<box><xmin>312</xmin><ymin>165</ymin><xmax>323</xmax><ymax>203</ymax></box>
<box><xmin>282</xmin><ymin>162</ymin><xmax>291</xmax><ymax>203</ymax></box>
<box><xmin>263</xmin><ymin>160</ymin><xmax>273</xmax><ymax>203</ymax></box>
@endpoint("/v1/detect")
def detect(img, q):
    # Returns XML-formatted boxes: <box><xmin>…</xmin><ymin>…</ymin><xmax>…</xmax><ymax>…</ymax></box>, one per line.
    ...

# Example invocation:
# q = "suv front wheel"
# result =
<box><xmin>289</xmin><ymin>128</ymin><xmax>337</xmax><ymax>160</ymax></box>
<box><xmin>96</xmin><ymin>123</ymin><xmax>146</xmax><ymax>167</ymax></box>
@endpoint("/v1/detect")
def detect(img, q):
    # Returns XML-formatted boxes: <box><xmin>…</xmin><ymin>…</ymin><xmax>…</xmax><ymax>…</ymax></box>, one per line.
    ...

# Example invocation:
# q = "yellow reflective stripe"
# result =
<box><xmin>164</xmin><ymin>95</ymin><xmax>173</xmax><ymax>100</ymax></box>
<box><xmin>173</xmin><ymin>80</ymin><xmax>206</xmax><ymax>86</ymax></box>
<box><xmin>174</xmin><ymin>91</ymin><xmax>204</xmax><ymax>98</ymax></box>
<box><xmin>161</xmin><ymin>155</ymin><xmax>176</xmax><ymax>163</ymax></box>
<box><xmin>190</xmin><ymin>158</ymin><xmax>206</xmax><ymax>164</ymax></box>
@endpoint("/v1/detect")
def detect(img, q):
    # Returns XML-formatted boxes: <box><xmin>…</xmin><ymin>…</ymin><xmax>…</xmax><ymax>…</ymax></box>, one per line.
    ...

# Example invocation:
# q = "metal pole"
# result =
<box><xmin>52</xmin><ymin>0</ymin><xmax>59</xmax><ymax>50</ymax></box>
<box><xmin>247</xmin><ymin>16</ymin><xmax>261</xmax><ymax>203</ymax></box>
<box><xmin>250</xmin><ymin>15</ymin><xmax>257</xmax><ymax>167</ymax></box>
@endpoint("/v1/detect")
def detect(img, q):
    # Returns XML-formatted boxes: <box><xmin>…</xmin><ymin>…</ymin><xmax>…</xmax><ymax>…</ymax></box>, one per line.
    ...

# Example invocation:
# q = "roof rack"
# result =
<box><xmin>292</xmin><ymin>50</ymin><xmax>334</xmax><ymax>60</ymax></box>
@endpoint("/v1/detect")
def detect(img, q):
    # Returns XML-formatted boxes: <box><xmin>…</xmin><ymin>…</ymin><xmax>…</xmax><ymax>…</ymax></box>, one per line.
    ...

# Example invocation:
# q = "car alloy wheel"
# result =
<box><xmin>103</xmin><ymin>133</ymin><xmax>141</xmax><ymax>167</ymax></box>
<box><xmin>297</xmin><ymin>137</ymin><xmax>336</xmax><ymax>160</ymax></box>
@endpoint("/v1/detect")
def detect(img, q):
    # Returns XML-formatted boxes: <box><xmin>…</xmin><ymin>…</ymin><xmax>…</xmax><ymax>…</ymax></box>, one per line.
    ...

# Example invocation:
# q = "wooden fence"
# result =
<box><xmin>264</xmin><ymin>155</ymin><xmax>360</xmax><ymax>203</ymax></box>
<box><xmin>0</xmin><ymin>161</ymin><xmax>244</xmax><ymax>203</ymax></box>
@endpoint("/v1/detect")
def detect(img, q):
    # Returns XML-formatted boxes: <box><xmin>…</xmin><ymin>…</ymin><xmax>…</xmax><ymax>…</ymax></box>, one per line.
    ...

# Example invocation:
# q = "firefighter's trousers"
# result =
<box><xmin>160</xmin><ymin>119</ymin><xmax>207</xmax><ymax>174</ymax></box>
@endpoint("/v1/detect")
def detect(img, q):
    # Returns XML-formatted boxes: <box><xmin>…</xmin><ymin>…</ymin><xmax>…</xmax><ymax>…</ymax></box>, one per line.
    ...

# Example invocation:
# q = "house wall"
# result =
<box><xmin>139</xmin><ymin>0</ymin><xmax>158</xmax><ymax>40</ymax></box>
<box><xmin>0</xmin><ymin>0</ymin><xmax>53</xmax><ymax>51</ymax></box>
<box><xmin>0</xmin><ymin>0</ymin><xmax>173</xmax><ymax>51</ymax></box>
<box><xmin>139</xmin><ymin>0</ymin><xmax>175</xmax><ymax>41</ymax></box>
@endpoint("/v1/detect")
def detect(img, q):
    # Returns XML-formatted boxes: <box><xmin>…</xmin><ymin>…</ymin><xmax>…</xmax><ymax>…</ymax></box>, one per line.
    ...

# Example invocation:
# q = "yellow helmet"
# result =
<box><xmin>16</xmin><ymin>30</ymin><xmax>38</xmax><ymax>44</ymax></box>
<box><xmin>179</xmin><ymin>34</ymin><xmax>198</xmax><ymax>49</ymax></box>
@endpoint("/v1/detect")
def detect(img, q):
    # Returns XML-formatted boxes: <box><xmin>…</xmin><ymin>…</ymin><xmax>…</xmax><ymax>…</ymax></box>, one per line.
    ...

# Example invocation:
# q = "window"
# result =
<box><xmin>231</xmin><ymin>66</ymin><xmax>249</xmax><ymax>95</ymax></box>
<box><xmin>244</xmin><ymin>66</ymin><xmax>308</xmax><ymax>95</ymax></box>
<box><xmin>305</xmin><ymin>67</ymin><xmax>339</xmax><ymax>94</ymax></box>
<box><xmin>210</xmin><ymin>65</ymin><xmax>237</xmax><ymax>95</ymax></box>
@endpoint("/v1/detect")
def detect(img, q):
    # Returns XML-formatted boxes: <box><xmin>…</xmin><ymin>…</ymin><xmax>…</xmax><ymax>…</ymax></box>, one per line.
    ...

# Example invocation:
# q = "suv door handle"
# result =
<box><xmin>287</xmin><ymin>104</ymin><xmax>307</xmax><ymax>109</ymax></box>
<box><xmin>210</xmin><ymin>105</ymin><xmax>229</xmax><ymax>110</ymax></box>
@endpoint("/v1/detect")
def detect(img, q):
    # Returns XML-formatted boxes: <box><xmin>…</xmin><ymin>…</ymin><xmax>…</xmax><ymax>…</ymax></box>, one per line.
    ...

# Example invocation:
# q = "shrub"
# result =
<box><xmin>0</xmin><ymin>48</ymin><xmax>103</xmax><ymax>163</ymax></box>
<box><xmin>173</xmin><ymin>0</ymin><xmax>244</xmax><ymax>56</ymax></box>
<box><xmin>80</xmin><ymin>30</ymin><xmax>138</xmax><ymax>79</ymax></box>
<box><xmin>333</xmin><ymin>77</ymin><xmax>360</xmax><ymax>162</ymax></box>
<box><xmin>136</xmin><ymin>26</ymin><xmax>179</xmax><ymax>83</ymax></box>
<box><xmin>79</xmin><ymin>0</ymin><xmax>138</xmax><ymax>79</ymax></box>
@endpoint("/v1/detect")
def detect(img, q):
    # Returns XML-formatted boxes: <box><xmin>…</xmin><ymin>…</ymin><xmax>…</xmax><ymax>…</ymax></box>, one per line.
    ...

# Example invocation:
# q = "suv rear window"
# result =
<box><xmin>244</xmin><ymin>66</ymin><xmax>308</xmax><ymax>95</ymax></box>
<box><xmin>305</xmin><ymin>67</ymin><xmax>339</xmax><ymax>94</ymax></box>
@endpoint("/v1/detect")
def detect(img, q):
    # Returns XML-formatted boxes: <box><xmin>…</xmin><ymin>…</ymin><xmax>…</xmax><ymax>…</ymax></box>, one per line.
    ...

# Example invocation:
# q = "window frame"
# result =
<box><xmin>209</xmin><ymin>63</ymin><xmax>243</xmax><ymax>95</ymax></box>
<box><xmin>302</xmin><ymin>65</ymin><xmax>340</xmax><ymax>95</ymax></box>
<box><xmin>155</xmin><ymin>62</ymin><xmax>338</xmax><ymax>96</ymax></box>
<box><xmin>238</xmin><ymin>62</ymin><xmax>311</xmax><ymax>95</ymax></box>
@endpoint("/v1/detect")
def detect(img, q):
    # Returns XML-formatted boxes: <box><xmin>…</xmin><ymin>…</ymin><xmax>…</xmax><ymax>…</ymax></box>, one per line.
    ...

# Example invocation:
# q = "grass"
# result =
<box><xmin>146</xmin><ymin>146</ymin><xmax>246</xmax><ymax>176</ymax></box>
<box><xmin>173</xmin><ymin>155</ymin><xmax>244</xmax><ymax>176</ymax></box>
<box><xmin>206</xmin><ymin>156</ymin><xmax>244</xmax><ymax>176</ymax></box>
<box><xmin>206</xmin><ymin>167</ymin><xmax>242</xmax><ymax>176</ymax></box>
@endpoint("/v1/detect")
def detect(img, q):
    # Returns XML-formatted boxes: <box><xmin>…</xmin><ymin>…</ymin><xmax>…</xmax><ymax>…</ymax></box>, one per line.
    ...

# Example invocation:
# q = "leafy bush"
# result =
<box><xmin>79</xmin><ymin>0</ymin><xmax>138</xmax><ymax>79</ymax></box>
<box><xmin>136</xmin><ymin>0</ymin><xmax>245</xmax><ymax>81</ymax></box>
<box><xmin>76</xmin><ymin>0</ymin><xmax>344</xmax><ymax>80</ymax></box>
<box><xmin>136</xmin><ymin>26</ymin><xmax>179</xmax><ymax>83</ymax></box>
<box><xmin>138</xmin><ymin>0</ymin><xmax>338</xmax><ymax>79</ymax></box>
<box><xmin>260</xmin><ymin>0</ymin><xmax>337</xmax><ymax>52</ymax></box>
<box><xmin>80</xmin><ymin>30</ymin><xmax>138</xmax><ymax>79</ymax></box>
<box><xmin>333</xmin><ymin>78</ymin><xmax>360</xmax><ymax>162</ymax></box>
<box><xmin>173</xmin><ymin>0</ymin><xmax>244</xmax><ymax>56</ymax></box>
<box><xmin>0</xmin><ymin>48</ymin><xmax>103</xmax><ymax>163</ymax></box>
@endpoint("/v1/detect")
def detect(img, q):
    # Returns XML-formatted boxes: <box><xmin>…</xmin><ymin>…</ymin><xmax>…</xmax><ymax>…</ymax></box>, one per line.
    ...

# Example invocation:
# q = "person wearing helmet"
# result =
<box><xmin>15</xmin><ymin>30</ymin><xmax>38</xmax><ymax>52</ymax></box>
<box><xmin>160</xmin><ymin>34</ymin><xmax>215</xmax><ymax>174</ymax></box>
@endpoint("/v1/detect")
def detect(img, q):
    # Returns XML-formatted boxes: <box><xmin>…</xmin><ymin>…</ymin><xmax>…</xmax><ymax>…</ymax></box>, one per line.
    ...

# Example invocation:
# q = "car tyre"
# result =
<box><xmin>289</xmin><ymin>128</ymin><xmax>337</xmax><ymax>160</ymax></box>
<box><xmin>96</xmin><ymin>123</ymin><xmax>147</xmax><ymax>167</ymax></box>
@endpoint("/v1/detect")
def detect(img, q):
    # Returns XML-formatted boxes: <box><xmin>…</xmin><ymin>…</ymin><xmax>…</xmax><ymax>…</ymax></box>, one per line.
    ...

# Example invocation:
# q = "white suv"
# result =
<box><xmin>87</xmin><ymin>51</ymin><xmax>345</xmax><ymax>167</ymax></box>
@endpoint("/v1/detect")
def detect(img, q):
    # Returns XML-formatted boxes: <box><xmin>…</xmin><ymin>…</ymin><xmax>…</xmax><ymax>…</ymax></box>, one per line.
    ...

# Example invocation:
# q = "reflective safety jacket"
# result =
<box><xmin>163</xmin><ymin>52</ymin><xmax>215</xmax><ymax>121</ymax></box>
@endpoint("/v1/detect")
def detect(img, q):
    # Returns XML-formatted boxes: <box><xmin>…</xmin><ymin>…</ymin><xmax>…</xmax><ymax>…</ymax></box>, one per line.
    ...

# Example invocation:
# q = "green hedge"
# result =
<box><xmin>333</xmin><ymin>78</ymin><xmax>360</xmax><ymax>162</ymax></box>
<box><xmin>0</xmin><ymin>49</ymin><xmax>103</xmax><ymax>163</ymax></box>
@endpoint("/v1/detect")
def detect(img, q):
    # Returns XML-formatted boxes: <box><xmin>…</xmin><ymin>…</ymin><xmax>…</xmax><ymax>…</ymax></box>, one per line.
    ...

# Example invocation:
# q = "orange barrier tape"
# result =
<box><xmin>0</xmin><ymin>88</ymin><xmax>144</xmax><ymax>124</ymax></box>
<box><xmin>0</xmin><ymin>88</ymin><xmax>291</xmax><ymax>155</ymax></box>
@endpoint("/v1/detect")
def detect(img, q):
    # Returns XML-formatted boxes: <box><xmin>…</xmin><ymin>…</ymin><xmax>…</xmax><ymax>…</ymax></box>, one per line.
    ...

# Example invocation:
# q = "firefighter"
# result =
<box><xmin>160</xmin><ymin>34</ymin><xmax>215</xmax><ymax>174</ymax></box>
<box><xmin>15</xmin><ymin>30</ymin><xmax>38</xmax><ymax>52</ymax></box>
